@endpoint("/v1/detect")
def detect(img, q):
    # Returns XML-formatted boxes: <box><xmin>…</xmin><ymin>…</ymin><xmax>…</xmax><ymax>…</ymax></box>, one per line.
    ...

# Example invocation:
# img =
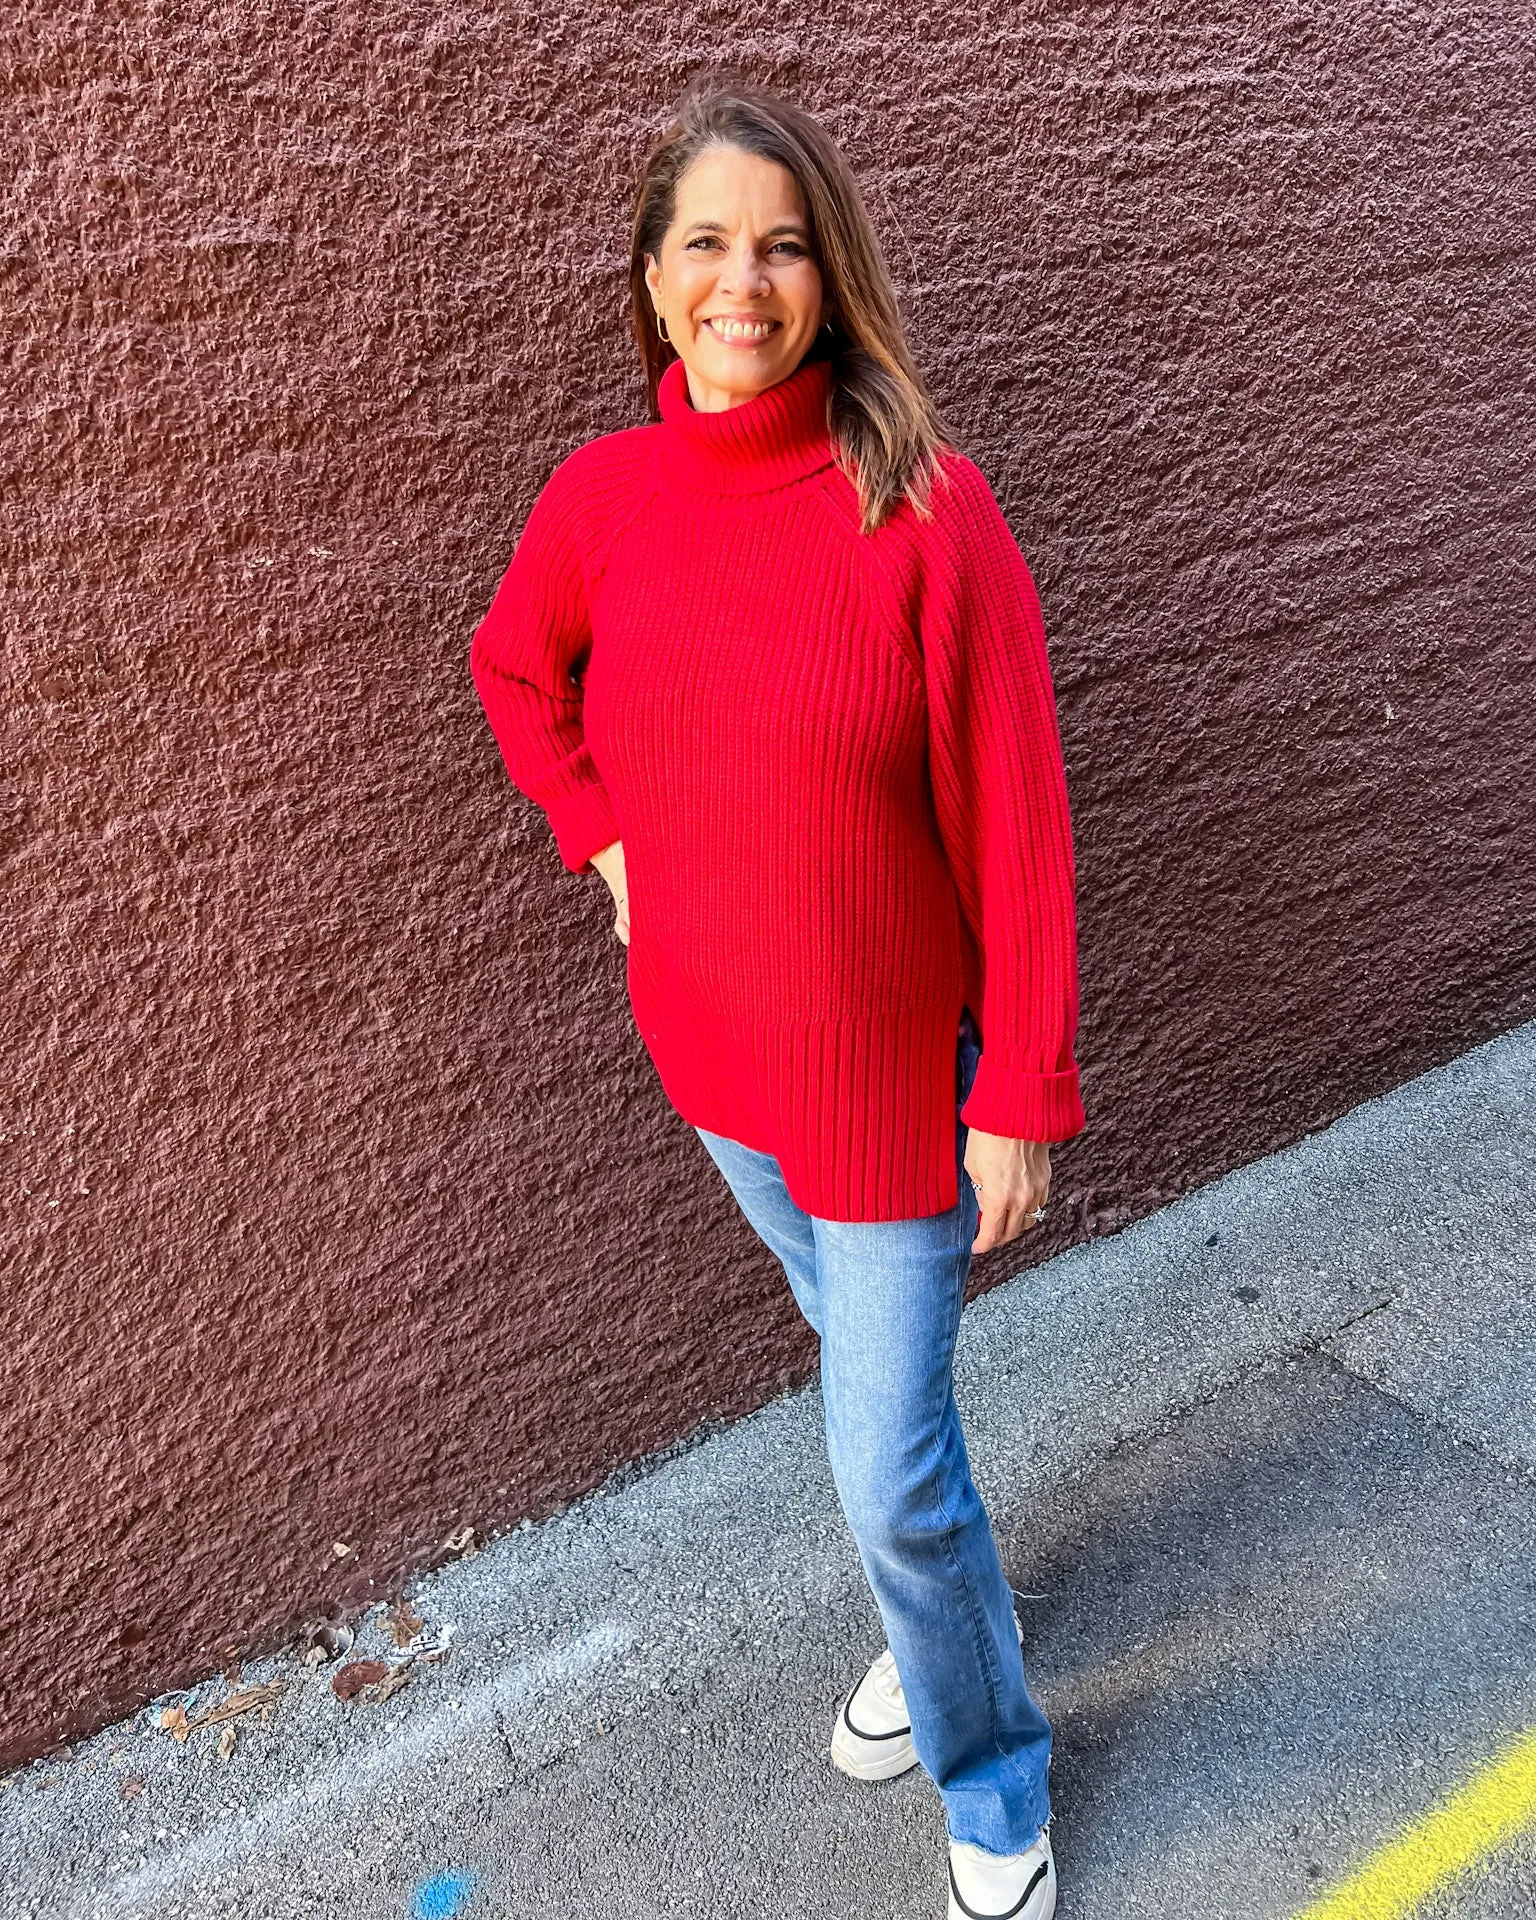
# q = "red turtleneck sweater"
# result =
<box><xmin>470</xmin><ymin>354</ymin><xmax>1084</xmax><ymax>1222</ymax></box>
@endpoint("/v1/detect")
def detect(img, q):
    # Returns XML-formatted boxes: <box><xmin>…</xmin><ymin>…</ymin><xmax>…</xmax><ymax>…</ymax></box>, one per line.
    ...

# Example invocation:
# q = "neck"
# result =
<box><xmin>683</xmin><ymin>364</ymin><xmax>793</xmax><ymax>414</ymax></box>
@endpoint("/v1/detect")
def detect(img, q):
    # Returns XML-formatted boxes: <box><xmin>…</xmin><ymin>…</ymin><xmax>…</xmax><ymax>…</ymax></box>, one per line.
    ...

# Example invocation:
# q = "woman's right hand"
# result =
<box><xmin>589</xmin><ymin>839</ymin><xmax>629</xmax><ymax>945</ymax></box>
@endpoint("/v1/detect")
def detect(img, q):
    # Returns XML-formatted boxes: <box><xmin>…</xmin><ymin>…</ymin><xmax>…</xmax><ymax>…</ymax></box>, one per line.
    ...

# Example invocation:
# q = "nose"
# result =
<box><xmin>718</xmin><ymin>242</ymin><xmax>772</xmax><ymax>298</ymax></box>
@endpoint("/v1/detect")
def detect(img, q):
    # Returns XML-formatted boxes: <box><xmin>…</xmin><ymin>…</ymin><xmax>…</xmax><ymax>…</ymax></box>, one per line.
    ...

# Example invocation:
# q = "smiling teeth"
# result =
<box><xmin>709</xmin><ymin>318</ymin><xmax>777</xmax><ymax>340</ymax></box>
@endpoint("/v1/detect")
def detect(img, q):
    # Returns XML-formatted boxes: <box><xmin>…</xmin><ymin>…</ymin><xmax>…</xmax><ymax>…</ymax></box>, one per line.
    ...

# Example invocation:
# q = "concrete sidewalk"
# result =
<box><xmin>6</xmin><ymin>1023</ymin><xmax>1534</xmax><ymax>1920</ymax></box>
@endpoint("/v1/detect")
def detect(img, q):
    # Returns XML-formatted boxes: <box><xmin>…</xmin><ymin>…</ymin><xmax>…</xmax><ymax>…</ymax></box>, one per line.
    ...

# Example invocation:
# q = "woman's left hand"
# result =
<box><xmin>964</xmin><ymin>1131</ymin><xmax>1052</xmax><ymax>1254</ymax></box>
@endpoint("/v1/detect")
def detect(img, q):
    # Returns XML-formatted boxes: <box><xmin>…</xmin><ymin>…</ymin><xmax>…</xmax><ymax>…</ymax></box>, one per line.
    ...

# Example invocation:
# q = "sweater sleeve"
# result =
<box><xmin>469</xmin><ymin>461</ymin><xmax>622</xmax><ymax>876</ymax></box>
<box><xmin>920</xmin><ymin>453</ymin><xmax>1086</xmax><ymax>1143</ymax></box>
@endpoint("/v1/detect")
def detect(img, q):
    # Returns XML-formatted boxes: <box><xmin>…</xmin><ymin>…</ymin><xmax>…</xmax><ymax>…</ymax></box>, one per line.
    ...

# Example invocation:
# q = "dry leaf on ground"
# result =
<box><xmin>366</xmin><ymin>1665</ymin><xmax>412</xmax><ymax>1704</ymax></box>
<box><xmin>188</xmin><ymin>1683</ymin><xmax>284</xmax><ymax>1733</ymax></box>
<box><xmin>385</xmin><ymin>1601</ymin><xmax>424</xmax><ymax>1648</ymax></box>
<box><xmin>159</xmin><ymin>1682</ymin><xmax>283</xmax><ymax>1742</ymax></box>
<box><xmin>119</xmin><ymin>1776</ymin><xmax>144</xmax><ymax>1801</ymax></box>
<box><xmin>217</xmin><ymin>1724</ymin><xmax>237</xmax><ymax>1761</ymax></box>
<box><xmin>332</xmin><ymin>1660</ymin><xmax>391</xmax><ymax>1700</ymax></box>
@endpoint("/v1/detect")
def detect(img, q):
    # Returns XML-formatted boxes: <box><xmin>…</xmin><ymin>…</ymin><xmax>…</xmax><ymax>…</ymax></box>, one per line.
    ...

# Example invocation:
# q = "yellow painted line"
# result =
<box><xmin>1295</xmin><ymin>1728</ymin><xmax>1536</xmax><ymax>1919</ymax></box>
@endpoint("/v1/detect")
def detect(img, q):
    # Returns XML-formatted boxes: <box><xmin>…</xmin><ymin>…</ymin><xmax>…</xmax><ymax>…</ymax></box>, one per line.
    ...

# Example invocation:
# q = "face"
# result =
<box><xmin>644</xmin><ymin>144</ymin><xmax>826</xmax><ymax>413</ymax></box>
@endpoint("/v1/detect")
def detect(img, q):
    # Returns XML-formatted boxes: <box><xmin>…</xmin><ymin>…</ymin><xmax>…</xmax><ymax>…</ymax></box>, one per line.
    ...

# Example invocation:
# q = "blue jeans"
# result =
<box><xmin>695</xmin><ymin>1006</ymin><xmax>1052</xmax><ymax>1855</ymax></box>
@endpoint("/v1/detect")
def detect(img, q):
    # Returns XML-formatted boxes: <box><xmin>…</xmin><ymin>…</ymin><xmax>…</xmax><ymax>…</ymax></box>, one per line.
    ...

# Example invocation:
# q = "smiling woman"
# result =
<box><xmin>642</xmin><ymin>146</ymin><xmax>827</xmax><ymax>408</ymax></box>
<box><xmin>468</xmin><ymin>77</ymin><xmax>1082</xmax><ymax>1920</ymax></box>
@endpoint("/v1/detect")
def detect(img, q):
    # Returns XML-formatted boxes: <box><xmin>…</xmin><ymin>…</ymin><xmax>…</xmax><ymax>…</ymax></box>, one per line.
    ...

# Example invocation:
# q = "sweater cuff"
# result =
<box><xmin>545</xmin><ymin>780</ymin><xmax>622</xmax><ymax>875</ymax></box>
<box><xmin>960</xmin><ymin>1058</ymin><xmax>1085</xmax><ymax>1143</ymax></box>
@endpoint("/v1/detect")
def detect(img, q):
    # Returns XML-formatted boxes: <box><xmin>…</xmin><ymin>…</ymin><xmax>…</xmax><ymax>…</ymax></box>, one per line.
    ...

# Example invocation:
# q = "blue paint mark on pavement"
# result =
<box><xmin>410</xmin><ymin>1869</ymin><xmax>477</xmax><ymax>1919</ymax></box>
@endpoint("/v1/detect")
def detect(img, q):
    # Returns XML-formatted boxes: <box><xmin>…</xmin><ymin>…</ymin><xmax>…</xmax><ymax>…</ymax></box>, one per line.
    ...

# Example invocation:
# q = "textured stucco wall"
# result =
<box><xmin>3</xmin><ymin>3</ymin><xmax>1532</xmax><ymax>1767</ymax></box>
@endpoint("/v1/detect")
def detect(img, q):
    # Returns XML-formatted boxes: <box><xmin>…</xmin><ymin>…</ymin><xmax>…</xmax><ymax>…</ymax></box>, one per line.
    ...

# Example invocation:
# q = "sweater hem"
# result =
<box><xmin>630</xmin><ymin>979</ymin><xmax>966</xmax><ymax>1224</ymax></box>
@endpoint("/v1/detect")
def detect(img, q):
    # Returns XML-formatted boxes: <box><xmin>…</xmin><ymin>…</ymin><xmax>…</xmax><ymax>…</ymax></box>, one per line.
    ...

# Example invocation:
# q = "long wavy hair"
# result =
<box><xmin>628</xmin><ymin>79</ymin><xmax>957</xmax><ymax>536</ymax></box>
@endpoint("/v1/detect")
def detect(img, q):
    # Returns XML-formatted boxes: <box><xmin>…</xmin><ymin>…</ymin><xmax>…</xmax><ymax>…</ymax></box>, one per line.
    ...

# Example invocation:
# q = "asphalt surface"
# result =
<box><xmin>5</xmin><ymin>1020</ymin><xmax>1533</xmax><ymax>1920</ymax></box>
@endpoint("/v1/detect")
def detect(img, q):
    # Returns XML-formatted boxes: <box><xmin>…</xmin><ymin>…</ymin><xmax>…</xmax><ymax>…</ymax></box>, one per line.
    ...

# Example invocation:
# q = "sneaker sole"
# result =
<box><xmin>829</xmin><ymin>1727</ymin><xmax>921</xmax><ymax>1780</ymax></box>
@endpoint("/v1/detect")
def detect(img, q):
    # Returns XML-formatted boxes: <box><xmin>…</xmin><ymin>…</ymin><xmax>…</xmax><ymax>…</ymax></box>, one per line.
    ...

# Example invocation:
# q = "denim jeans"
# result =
<box><xmin>694</xmin><ymin>1005</ymin><xmax>1052</xmax><ymax>1856</ymax></box>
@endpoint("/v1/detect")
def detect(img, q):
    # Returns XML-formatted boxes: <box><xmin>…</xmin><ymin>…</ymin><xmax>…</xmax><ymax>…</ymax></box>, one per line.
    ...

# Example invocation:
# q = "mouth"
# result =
<box><xmin>701</xmin><ymin>316</ymin><xmax>782</xmax><ymax>346</ymax></box>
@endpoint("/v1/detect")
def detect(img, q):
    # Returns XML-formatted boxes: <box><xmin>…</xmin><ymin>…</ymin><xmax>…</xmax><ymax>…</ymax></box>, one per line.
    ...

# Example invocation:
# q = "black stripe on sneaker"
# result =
<box><xmin>841</xmin><ymin>1693</ymin><xmax>912</xmax><ymax>1741</ymax></box>
<box><xmin>948</xmin><ymin>1857</ymin><xmax>1048</xmax><ymax>1919</ymax></box>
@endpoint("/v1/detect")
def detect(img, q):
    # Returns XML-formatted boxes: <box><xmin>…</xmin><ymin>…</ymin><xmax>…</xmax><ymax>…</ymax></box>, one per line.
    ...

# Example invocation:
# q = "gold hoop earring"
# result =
<box><xmin>656</xmin><ymin>312</ymin><xmax>670</xmax><ymax>344</ymax></box>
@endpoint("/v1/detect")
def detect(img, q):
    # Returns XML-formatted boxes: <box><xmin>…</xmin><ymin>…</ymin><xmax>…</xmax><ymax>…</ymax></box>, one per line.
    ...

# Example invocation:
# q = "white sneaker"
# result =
<box><xmin>829</xmin><ymin>1644</ymin><xmax>919</xmax><ymax>1779</ymax></box>
<box><xmin>829</xmin><ymin>1611</ymin><xmax>1026</xmax><ymax>1783</ymax></box>
<box><xmin>947</xmin><ymin>1822</ymin><xmax>1056</xmax><ymax>1920</ymax></box>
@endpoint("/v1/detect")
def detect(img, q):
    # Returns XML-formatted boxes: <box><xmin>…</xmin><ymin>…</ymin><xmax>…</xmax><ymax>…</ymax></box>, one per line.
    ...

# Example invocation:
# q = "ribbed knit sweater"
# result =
<box><xmin>470</xmin><ymin>352</ymin><xmax>1085</xmax><ymax>1222</ymax></box>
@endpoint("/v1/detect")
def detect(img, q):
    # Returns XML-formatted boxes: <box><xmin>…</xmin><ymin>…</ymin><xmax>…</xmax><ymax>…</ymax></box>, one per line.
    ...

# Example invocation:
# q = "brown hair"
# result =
<box><xmin>628</xmin><ymin>78</ymin><xmax>957</xmax><ymax>536</ymax></box>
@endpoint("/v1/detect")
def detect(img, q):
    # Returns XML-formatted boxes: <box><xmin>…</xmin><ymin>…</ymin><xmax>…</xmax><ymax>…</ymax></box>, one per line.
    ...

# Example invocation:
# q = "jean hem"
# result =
<box><xmin>945</xmin><ymin>1801</ymin><xmax>1052</xmax><ymax>1858</ymax></box>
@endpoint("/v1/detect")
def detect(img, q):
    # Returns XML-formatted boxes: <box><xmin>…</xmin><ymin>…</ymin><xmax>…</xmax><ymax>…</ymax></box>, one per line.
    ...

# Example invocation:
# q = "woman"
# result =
<box><xmin>470</xmin><ymin>80</ymin><xmax>1084</xmax><ymax>1920</ymax></box>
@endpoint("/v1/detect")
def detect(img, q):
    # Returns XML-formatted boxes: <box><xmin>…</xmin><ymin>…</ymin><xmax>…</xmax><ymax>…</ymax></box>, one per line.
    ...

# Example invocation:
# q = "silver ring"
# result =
<box><xmin>970</xmin><ymin>1178</ymin><xmax>984</xmax><ymax>1194</ymax></box>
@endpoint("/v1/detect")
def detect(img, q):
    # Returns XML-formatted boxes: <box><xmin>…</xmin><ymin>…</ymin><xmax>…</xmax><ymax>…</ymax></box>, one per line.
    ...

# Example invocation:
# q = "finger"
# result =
<box><xmin>970</xmin><ymin>1192</ymin><xmax>1002</xmax><ymax>1255</ymax></box>
<box><xmin>990</xmin><ymin>1190</ymin><xmax>1036</xmax><ymax>1251</ymax></box>
<box><xmin>976</xmin><ymin>1194</ymin><xmax>1025</xmax><ymax>1253</ymax></box>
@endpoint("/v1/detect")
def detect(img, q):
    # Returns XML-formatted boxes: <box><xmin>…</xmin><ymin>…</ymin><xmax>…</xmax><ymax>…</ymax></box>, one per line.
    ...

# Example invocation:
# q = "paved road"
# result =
<box><xmin>6</xmin><ymin>1022</ymin><xmax>1534</xmax><ymax>1920</ymax></box>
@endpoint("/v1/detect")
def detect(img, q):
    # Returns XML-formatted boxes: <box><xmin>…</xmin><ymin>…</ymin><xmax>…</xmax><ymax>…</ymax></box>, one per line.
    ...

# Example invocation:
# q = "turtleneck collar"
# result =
<box><xmin>655</xmin><ymin>353</ymin><xmax>837</xmax><ymax>495</ymax></box>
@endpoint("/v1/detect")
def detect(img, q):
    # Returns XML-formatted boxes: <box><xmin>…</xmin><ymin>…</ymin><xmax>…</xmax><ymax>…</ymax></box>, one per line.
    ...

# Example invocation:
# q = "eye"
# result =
<box><xmin>681</xmin><ymin>235</ymin><xmax>808</xmax><ymax>257</ymax></box>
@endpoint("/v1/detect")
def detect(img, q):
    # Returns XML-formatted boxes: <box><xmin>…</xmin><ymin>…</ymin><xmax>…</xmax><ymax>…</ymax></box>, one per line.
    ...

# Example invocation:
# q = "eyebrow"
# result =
<box><xmin>680</xmin><ymin>219</ymin><xmax>811</xmax><ymax>239</ymax></box>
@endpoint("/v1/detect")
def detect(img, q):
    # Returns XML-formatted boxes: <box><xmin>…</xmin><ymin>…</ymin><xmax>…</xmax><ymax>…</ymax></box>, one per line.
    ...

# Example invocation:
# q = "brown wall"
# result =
<box><xmin>3</xmin><ymin>3</ymin><xmax>1532</xmax><ymax>1768</ymax></box>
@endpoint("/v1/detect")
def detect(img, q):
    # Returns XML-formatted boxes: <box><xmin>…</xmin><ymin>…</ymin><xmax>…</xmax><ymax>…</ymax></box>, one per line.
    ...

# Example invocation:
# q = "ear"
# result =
<box><xmin>643</xmin><ymin>253</ymin><xmax>663</xmax><ymax>310</ymax></box>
